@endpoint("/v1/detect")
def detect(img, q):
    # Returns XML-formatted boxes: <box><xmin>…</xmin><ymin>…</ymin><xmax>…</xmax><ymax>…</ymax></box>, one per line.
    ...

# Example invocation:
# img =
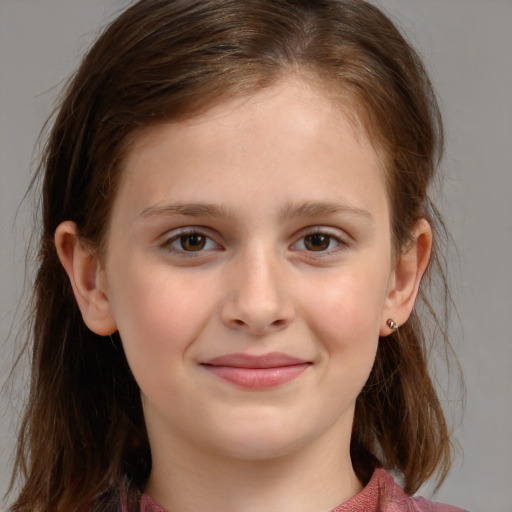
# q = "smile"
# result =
<box><xmin>200</xmin><ymin>353</ymin><xmax>312</xmax><ymax>389</ymax></box>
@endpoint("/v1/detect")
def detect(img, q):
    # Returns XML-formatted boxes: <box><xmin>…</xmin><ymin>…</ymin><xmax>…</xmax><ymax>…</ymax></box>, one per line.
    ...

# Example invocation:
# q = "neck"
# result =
<box><xmin>144</xmin><ymin>425</ymin><xmax>363</xmax><ymax>512</ymax></box>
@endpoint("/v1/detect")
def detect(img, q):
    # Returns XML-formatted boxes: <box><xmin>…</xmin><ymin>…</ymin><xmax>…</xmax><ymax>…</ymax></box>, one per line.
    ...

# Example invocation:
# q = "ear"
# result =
<box><xmin>380</xmin><ymin>219</ymin><xmax>432</xmax><ymax>336</ymax></box>
<box><xmin>54</xmin><ymin>221</ymin><xmax>117</xmax><ymax>336</ymax></box>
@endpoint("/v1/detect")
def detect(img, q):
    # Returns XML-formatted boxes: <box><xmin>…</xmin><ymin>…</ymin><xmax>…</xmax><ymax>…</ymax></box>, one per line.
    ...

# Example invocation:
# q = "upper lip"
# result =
<box><xmin>201</xmin><ymin>352</ymin><xmax>310</xmax><ymax>368</ymax></box>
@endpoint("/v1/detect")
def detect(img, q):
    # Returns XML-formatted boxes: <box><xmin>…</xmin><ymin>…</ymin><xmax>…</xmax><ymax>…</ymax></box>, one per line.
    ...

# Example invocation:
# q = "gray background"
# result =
<box><xmin>1</xmin><ymin>1</ymin><xmax>511</xmax><ymax>510</ymax></box>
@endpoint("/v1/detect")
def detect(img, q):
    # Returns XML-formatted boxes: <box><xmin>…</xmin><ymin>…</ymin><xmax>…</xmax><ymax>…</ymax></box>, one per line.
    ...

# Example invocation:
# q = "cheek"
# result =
<box><xmin>298</xmin><ymin>263</ymin><xmax>389</xmax><ymax>376</ymax></box>
<box><xmin>107</xmin><ymin>261</ymin><xmax>217</xmax><ymax>386</ymax></box>
<box><xmin>303</xmin><ymin>270</ymin><xmax>387</xmax><ymax>337</ymax></box>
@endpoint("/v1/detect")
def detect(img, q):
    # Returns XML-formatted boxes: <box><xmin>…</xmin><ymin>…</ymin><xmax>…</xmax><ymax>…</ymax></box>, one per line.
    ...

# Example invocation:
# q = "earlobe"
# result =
<box><xmin>380</xmin><ymin>219</ymin><xmax>432</xmax><ymax>336</ymax></box>
<box><xmin>54</xmin><ymin>221</ymin><xmax>117</xmax><ymax>336</ymax></box>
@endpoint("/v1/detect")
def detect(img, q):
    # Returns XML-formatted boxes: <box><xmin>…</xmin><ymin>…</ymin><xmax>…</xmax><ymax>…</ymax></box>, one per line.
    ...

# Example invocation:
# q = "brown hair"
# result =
<box><xmin>9</xmin><ymin>0</ymin><xmax>457</xmax><ymax>510</ymax></box>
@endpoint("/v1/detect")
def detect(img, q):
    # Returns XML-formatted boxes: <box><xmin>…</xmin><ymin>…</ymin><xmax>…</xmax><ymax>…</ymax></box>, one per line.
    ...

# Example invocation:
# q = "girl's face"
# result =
<box><xmin>87</xmin><ymin>77</ymin><xmax>420</xmax><ymax>466</ymax></box>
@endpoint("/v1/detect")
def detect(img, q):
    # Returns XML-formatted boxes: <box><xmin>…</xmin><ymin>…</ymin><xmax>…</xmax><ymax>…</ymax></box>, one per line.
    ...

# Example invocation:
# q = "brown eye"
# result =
<box><xmin>164</xmin><ymin>230</ymin><xmax>219</xmax><ymax>255</ymax></box>
<box><xmin>180</xmin><ymin>234</ymin><xmax>206</xmax><ymax>251</ymax></box>
<box><xmin>303</xmin><ymin>233</ymin><xmax>331</xmax><ymax>251</ymax></box>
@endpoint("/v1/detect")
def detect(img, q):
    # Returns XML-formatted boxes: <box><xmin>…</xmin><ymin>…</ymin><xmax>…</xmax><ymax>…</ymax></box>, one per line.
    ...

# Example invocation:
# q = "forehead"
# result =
<box><xmin>125</xmin><ymin>72</ymin><xmax>381</xmax><ymax>160</ymax></box>
<box><xmin>112</xmin><ymin>75</ymin><xmax>388</xmax><ymax>225</ymax></box>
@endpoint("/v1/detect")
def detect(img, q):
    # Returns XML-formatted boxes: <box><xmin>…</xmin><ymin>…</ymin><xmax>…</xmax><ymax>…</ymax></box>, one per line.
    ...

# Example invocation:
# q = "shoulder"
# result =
<box><xmin>409</xmin><ymin>496</ymin><xmax>468</xmax><ymax>512</ymax></box>
<box><xmin>126</xmin><ymin>469</ymin><xmax>469</xmax><ymax>512</ymax></box>
<box><xmin>371</xmin><ymin>469</ymin><xmax>469</xmax><ymax>512</ymax></box>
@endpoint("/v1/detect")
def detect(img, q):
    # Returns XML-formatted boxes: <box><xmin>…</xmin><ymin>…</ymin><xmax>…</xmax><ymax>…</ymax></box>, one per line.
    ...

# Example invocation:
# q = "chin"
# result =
<box><xmin>219</xmin><ymin>438</ymin><xmax>306</xmax><ymax>462</ymax></box>
<box><xmin>205</xmin><ymin>417</ymin><xmax>318</xmax><ymax>462</ymax></box>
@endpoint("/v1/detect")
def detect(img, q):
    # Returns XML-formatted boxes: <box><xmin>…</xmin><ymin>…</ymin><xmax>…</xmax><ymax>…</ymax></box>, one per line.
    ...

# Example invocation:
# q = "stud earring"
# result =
<box><xmin>386</xmin><ymin>318</ymin><xmax>398</xmax><ymax>330</ymax></box>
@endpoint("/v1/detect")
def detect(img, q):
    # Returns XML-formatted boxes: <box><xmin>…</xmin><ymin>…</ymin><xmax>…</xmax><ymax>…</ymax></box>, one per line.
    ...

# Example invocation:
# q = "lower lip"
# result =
<box><xmin>202</xmin><ymin>364</ymin><xmax>310</xmax><ymax>389</ymax></box>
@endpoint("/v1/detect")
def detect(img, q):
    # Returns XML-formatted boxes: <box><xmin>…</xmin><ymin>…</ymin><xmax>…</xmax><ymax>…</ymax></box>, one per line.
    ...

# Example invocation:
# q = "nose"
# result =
<box><xmin>220</xmin><ymin>247</ymin><xmax>295</xmax><ymax>336</ymax></box>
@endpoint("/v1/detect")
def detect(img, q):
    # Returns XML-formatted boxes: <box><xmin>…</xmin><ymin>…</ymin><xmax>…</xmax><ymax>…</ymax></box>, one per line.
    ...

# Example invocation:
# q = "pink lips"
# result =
<box><xmin>200</xmin><ymin>353</ymin><xmax>311</xmax><ymax>389</ymax></box>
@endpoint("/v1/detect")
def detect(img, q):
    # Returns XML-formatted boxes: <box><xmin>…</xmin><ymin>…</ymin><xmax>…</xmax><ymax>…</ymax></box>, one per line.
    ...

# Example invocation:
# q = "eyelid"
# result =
<box><xmin>160</xmin><ymin>227</ymin><xmax>223</xmax><ymax>255</ymax></box>
<box><xmin>158</xmin><ymin>225</ymin><xmax>351</xmax><ymax>255</ymax></box>
<box><xmin>290</xmin><ymin>226</ymin><xmax>351</xmax><ymax>254</ymax></box>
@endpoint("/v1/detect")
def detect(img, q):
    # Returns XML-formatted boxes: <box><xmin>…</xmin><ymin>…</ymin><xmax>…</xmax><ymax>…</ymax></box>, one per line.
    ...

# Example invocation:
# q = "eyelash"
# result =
<box><xmin>291</xmin><ymin>229</ymin><xmax>347</xmax><ymax>254</ymax></box>
<box><xmin>160</xmin><ymin>227</ymin><xmax>349</xmax><ymax>256</ymax></box>
<box><xmin>161</xmin><ymin>229</ymin><xmax>221</xmax><ymax>256</ymax></box>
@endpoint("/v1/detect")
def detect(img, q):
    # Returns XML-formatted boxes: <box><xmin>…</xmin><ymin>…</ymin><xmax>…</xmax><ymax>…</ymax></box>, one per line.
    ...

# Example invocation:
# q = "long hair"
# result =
<box><xmin>9</xmin><ymin>1</ymin><xmax>457</xmax><ymax>510</ymax></box>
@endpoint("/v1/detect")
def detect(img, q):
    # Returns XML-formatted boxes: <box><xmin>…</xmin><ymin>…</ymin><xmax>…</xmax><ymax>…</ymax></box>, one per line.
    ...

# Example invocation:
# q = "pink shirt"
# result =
<box><xmin>132</xmin><ymin>468</ymin><xmax>467</xmax><ymax>512</ymax></box>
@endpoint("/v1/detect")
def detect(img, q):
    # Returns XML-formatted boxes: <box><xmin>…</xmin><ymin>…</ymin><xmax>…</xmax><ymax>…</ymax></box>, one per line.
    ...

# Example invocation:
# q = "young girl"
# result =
<box><xmin>8</xmin><ymin>1</ymin><xmax>466</xmax><ymax>511</ymax></box>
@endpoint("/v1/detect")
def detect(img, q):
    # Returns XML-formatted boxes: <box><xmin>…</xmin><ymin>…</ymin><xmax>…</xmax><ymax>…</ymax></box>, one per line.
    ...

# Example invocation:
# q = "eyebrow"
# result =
<box><xmin>138</xmin><ymin>200</ymin><xmax>374</xmax><ymax>224</ymax></box>
<box><xmin>138</xmin><ymin>202</ymin><xmax>236</xmax><ymax>221</ymax></box>
<box><xmin>278</xmin><ymin>200</ymin><xmax>374</xmax><ymax>224</ymax></box>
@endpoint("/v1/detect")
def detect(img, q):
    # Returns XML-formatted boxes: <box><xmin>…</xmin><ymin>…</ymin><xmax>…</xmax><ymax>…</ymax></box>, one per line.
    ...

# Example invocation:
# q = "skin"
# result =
<box><xmin>56</xmin><ymin>76</ymin><xmax>432</xmax><ymax>512</ymax></box>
